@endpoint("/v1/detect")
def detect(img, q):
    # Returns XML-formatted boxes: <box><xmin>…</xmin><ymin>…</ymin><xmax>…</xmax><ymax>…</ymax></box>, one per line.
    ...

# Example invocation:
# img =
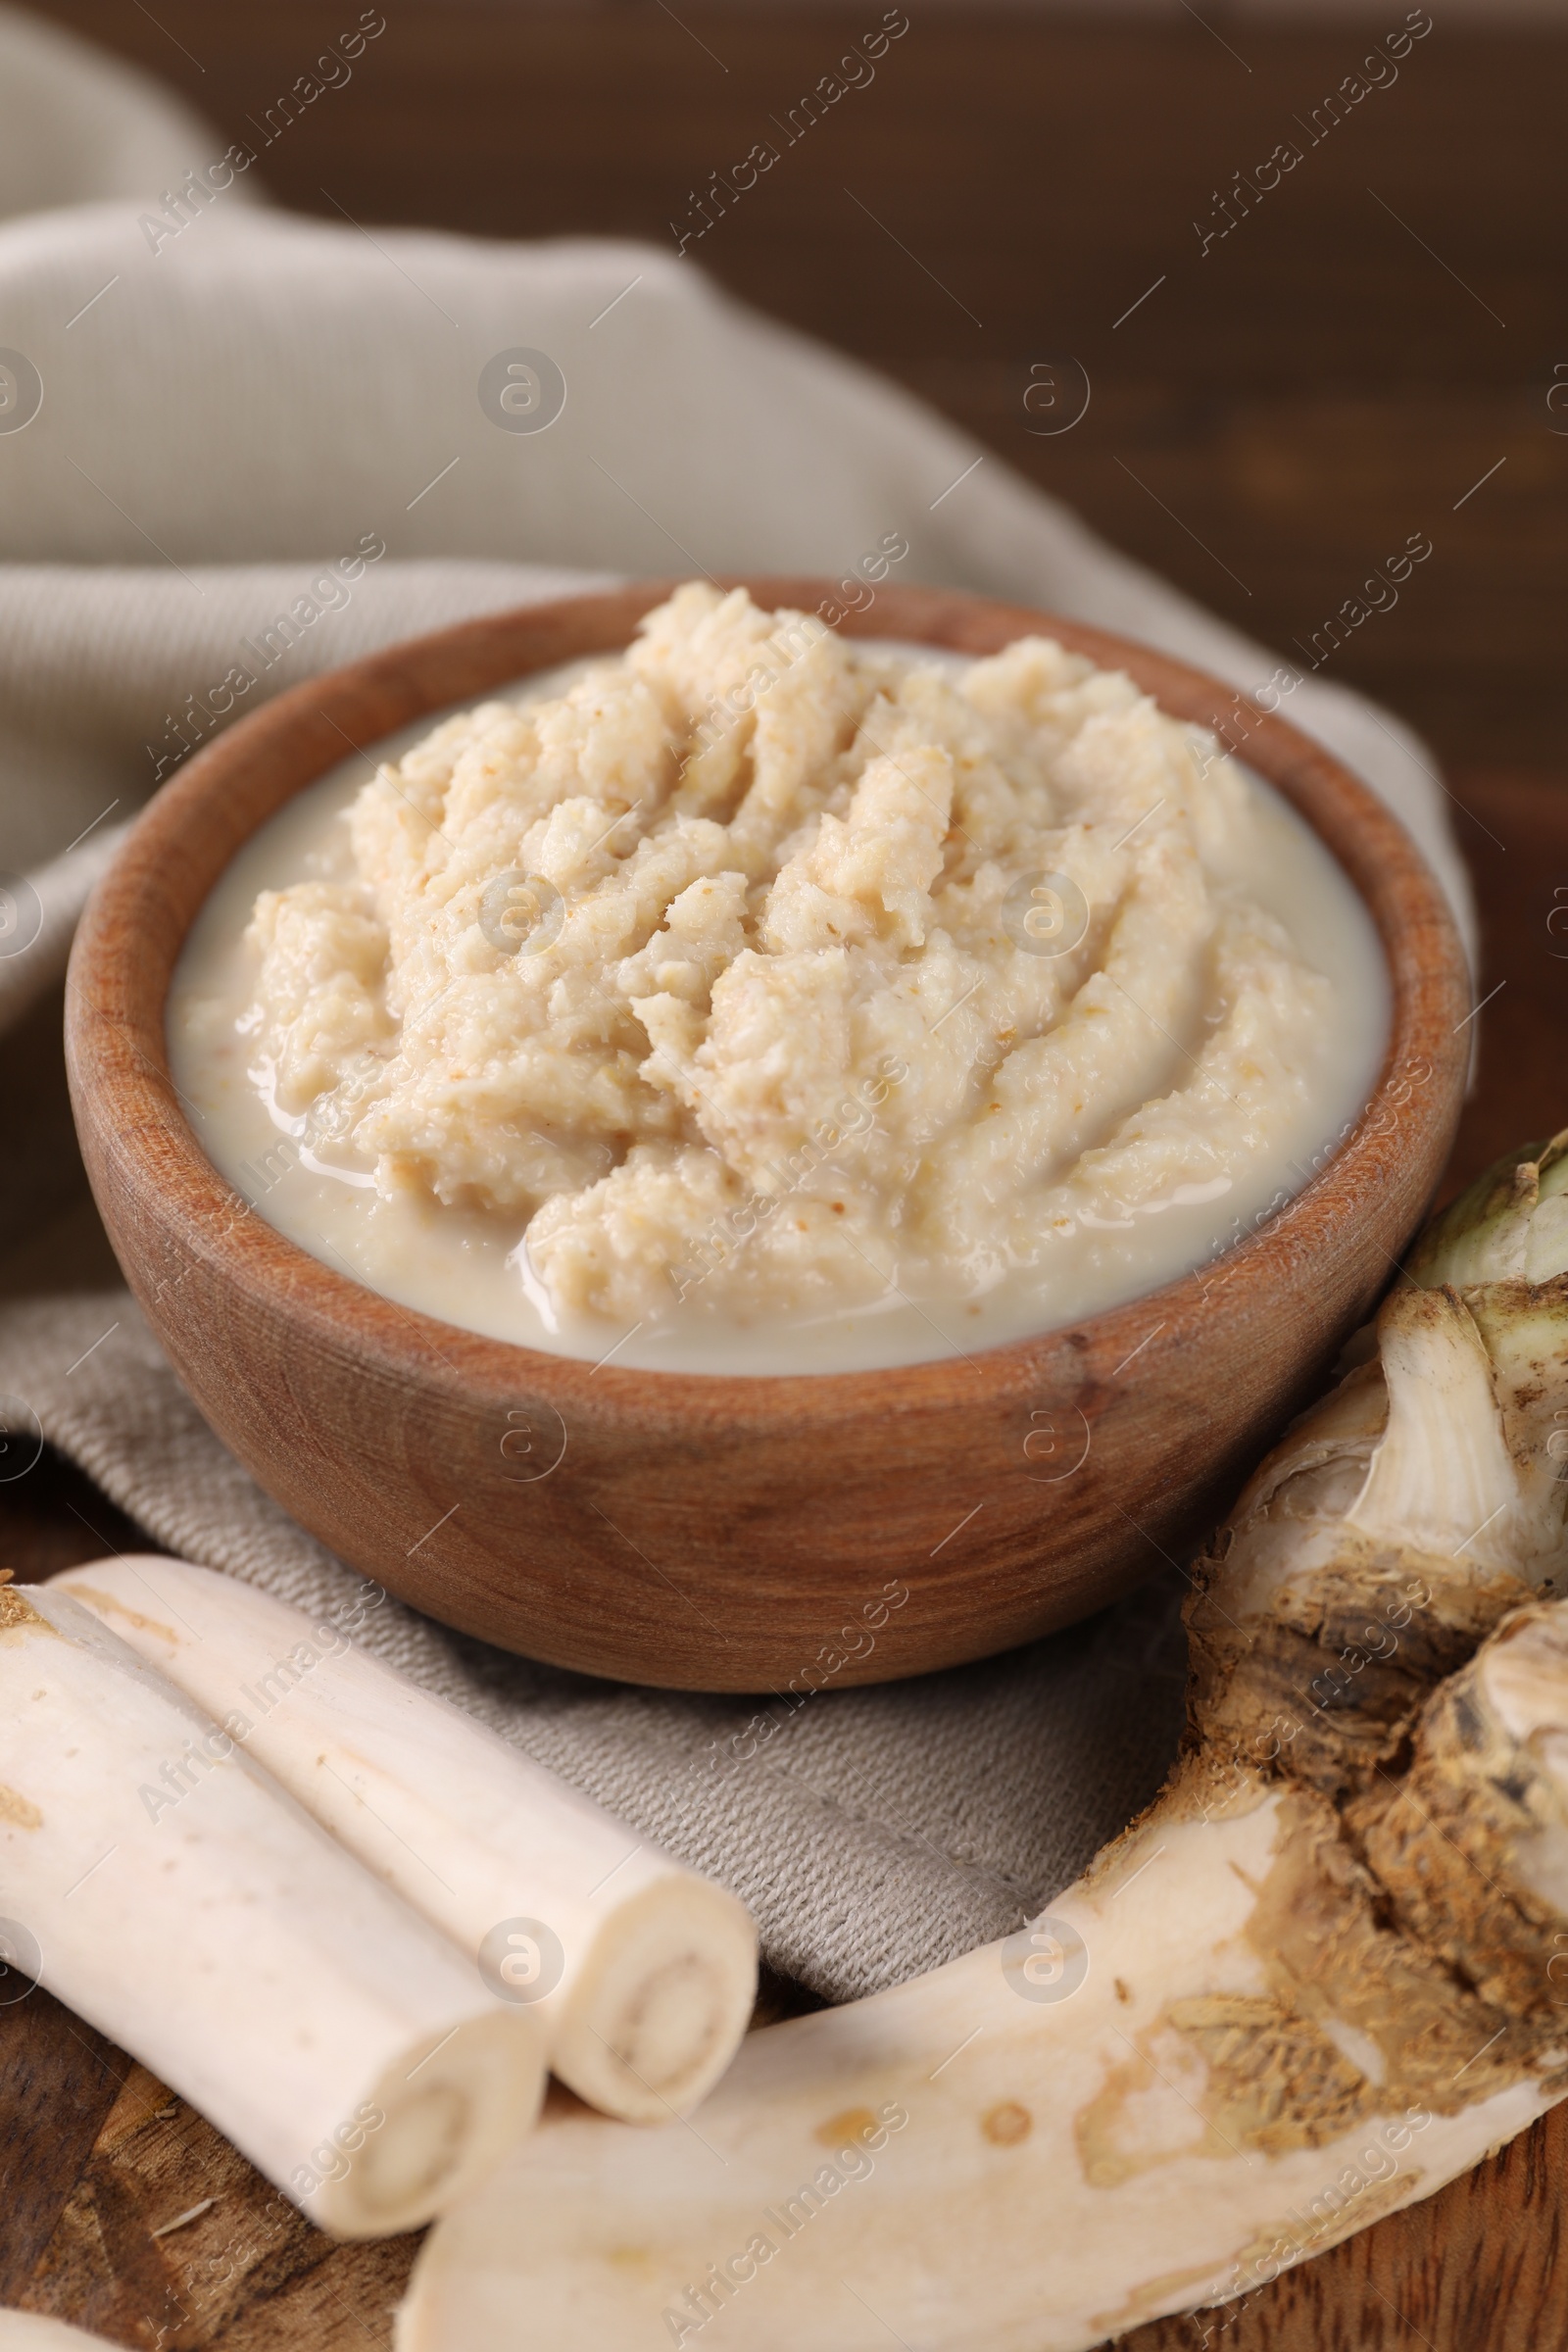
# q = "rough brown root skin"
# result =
<box><xmin>1243</xmin><ymin>1785</ymin><xmax>1547</xmax><ymax>2119</ymax></box>
<box><xmin>0</xmin><ymin>1582</ymin><xmax>44</xmax><ymax>1632</ymax></box>
<box><xmin>1082</xmin><ymin>1754</ymin><xmax>1544</xmax><ymax>2190</ymax></box>
<box><xmin>1097</xmin><ymin>1267</ymin><xmax>1568</xmax><ymax>2180</ymax></box>
<box><xmin>1185</xmin><ymin>1537</ymin><xmax>1526</xmax><ymax>1802</ymax></box>
<box><xmin>1182</xmin><ymin>1276</ymin><xmax>1568</xmax><ymax>1810</ymax></box>
<box><xmin>1351</xmin><ymin>1601</ymin><xmax>1568</xmax><ymax>2030</ymax></box>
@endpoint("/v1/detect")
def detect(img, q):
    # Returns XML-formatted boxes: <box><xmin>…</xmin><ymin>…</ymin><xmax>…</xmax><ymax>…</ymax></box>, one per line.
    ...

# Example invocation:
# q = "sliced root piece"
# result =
<box><xmin>555</xmin><ymin>1875</ymin><xmax>759</xmax><ymax>2122</ymax></box>
<box><xmin>0</xmin><ymin>1582</ymin><xmax>544</xmax><ymax>2237</ymax></box>
<box><xmin>54</xmin><ymin>1555</ymin><xmax>758</xmax><ymax>2124</ymax></box>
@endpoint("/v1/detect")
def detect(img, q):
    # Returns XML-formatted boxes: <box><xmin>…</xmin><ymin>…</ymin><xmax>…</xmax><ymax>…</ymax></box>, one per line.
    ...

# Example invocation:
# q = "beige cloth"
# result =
<box><xmin>0</xmin><ymin>6</ymin><xmax>1451</xmax><ymax>1993</ymax></box>
<box><xmin>0</xmin><ymin>1293</ymin><xmax>1187</xmax><ymax>1999</ymax></box>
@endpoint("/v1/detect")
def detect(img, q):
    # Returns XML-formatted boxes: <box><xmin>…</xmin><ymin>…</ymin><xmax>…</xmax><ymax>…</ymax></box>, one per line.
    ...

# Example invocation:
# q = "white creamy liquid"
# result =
<box><xmin>169</xmin><ymin>648</ymin><xmax>1390</xmax><ymax>1376</ymax></box>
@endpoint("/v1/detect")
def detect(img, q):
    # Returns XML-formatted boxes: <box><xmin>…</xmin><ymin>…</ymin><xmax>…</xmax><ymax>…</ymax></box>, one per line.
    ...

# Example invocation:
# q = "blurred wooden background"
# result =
<box><xmin>24</xmin><ymin>0</ymin><xmax>1568</xmax><ymax>778</ymax></box>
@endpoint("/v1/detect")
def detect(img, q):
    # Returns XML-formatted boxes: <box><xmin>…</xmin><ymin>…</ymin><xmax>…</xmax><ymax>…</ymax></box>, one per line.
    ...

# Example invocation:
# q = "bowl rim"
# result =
<box><xmin>67</xmin><ymin>576</ymin><xmax>1470</xmax><ymax>1415</ymax></box>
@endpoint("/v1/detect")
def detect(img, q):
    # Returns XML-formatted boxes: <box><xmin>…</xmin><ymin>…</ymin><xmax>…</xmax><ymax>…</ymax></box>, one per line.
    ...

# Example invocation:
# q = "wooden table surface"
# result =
<box><xmin>3</xmin><ymin>767</ymin><xmax>1566</xmax><ymax>2347</ymax></box>
<box><xmin>6</xmin><ymin>6</ymin><xmax>1568</xmax><ymax>2342</ymax></box>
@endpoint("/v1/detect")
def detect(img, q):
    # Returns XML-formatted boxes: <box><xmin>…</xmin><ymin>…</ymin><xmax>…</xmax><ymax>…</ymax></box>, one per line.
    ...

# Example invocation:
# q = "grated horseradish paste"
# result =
<box><xmin>169</xmin><ymin>585</ymin><xmax>1389</xmax><ymax>1375</ymax></box>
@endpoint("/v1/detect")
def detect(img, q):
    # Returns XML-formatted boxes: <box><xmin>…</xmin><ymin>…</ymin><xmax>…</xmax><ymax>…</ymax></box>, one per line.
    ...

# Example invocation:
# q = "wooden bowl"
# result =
<box><xmin>66</xmin><ymin>581</ymin><xmax>1468</xmax><ymax>1691</ymax></box>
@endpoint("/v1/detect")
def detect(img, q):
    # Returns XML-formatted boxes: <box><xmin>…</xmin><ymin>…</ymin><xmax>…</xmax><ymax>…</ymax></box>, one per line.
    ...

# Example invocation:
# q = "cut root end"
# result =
<box><xmin>318</xmin><ymin>2011</ymin><xmax>546</xmax><ymax>2239</ymax></box>
<box><xmin>554</xmin><ymin>1877</ymin><xmax>759</xmax><ymax>2123</ymax></box>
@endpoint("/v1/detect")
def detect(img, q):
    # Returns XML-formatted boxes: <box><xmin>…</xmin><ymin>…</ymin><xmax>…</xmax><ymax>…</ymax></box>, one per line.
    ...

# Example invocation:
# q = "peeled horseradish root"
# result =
<box><xmin>0</xmin><ymin>1583</ymin><xmax>546</xmax><ymax>2238</ymax></box>
<box><xmin>397</xmin><ymin>1131</ymin><xmax>1568</xmax><ymax>2352</ymax></box>
<box><xmin>56</xmin><ymin>1557</ymin><xmax>759</xmax><ymax>2125</ymax></box>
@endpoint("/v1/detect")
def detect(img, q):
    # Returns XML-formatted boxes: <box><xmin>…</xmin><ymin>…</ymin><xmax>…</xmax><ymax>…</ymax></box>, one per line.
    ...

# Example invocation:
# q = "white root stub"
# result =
<box><xmin>56</xmin><ymin>1556</ymin><xmax>759</xmax><ymax>2124</ymax></box>
<box><xmin>0</xmin><ymin>1583</ymin><xmax>545</xmax><ymax>2237</ymax></box>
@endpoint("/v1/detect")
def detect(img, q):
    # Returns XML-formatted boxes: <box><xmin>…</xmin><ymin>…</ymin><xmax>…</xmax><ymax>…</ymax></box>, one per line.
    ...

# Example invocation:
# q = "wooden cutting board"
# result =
<box><xmin>3</xmin><ymin>770</ymin><xmax>1565</xmax><ymax>2351</ymax></box>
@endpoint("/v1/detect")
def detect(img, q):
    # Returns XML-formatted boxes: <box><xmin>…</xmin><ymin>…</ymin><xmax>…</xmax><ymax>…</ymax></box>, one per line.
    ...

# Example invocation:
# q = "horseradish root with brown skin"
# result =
<box><xmin>397</xmin><ymin>1134</ymin><xmax>1568</xmax><ymax>2351</ymax></box>
<box><xmin>0</xmin><ymin>1582</ymin><xmax>546</xmax><ymax>2238</ymax></box>
<box><xmin>58</xmin><ymin>1555</ymin><xmax>759</xmax><ymax>2125</ymax></box>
